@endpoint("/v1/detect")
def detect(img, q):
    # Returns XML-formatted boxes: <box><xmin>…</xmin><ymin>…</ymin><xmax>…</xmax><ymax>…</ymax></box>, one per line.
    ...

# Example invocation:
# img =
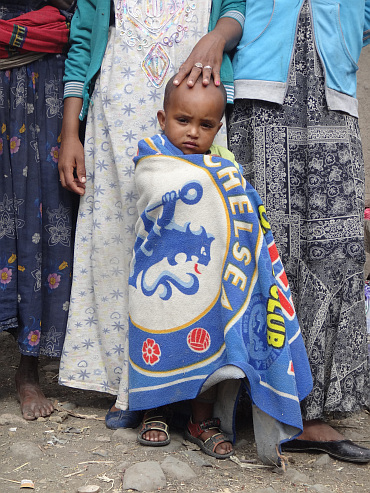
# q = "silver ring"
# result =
<box><xmin>204</xmin><ymin>65</ymin><xmax>212</xmax><ymax>70</ymax></box>
<box><xmin>194</xmin><ymin>62</ymin><xmax>203</xmax><ymax>69</ymax></box>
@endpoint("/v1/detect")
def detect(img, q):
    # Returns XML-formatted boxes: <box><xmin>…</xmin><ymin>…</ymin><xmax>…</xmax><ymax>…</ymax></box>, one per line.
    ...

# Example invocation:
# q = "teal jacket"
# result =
<box><xmin>64</xmin><ymin>0</ymin><xmax>246</xmax><ymax>119</ymax></box>
<box><xmin>233</xmin><ymin>0</ymin><xmax>370</xmax><ymax>117</ymax></box>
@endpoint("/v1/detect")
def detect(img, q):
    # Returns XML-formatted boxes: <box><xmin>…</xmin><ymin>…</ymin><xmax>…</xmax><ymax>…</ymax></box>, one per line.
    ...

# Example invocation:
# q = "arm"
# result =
<box><xmin>174</xmin><ymin>0</ymin><xmax>245</xmax><ymax>87</ymax></box>
<box><xmin>59</xmin><ymin>0</ymin><xmax>96</xmax><ymax>195</ymax></box>
<box><xmin>59</xmin><ymin>97</ymin><xmax>86</xmax><ymax>195</ymax></box>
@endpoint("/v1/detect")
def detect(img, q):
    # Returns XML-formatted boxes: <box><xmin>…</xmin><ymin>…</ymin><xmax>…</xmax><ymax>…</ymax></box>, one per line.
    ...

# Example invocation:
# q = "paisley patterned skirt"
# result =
<box><xmin>228</xmin><ymin>2</ymin><xmax>370</xmax><ymax>419</ymax></box>
<box><xmin>0</xmin><ymin>2</ymin><xmax>77</xmax><ymax>357</ymax></box>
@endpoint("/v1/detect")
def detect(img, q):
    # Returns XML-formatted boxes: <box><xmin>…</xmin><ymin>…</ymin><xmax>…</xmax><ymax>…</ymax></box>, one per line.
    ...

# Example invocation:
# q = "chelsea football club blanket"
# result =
<box><xmin>128</xmin><ymin>134</ymin><xmax>312</xmax><ymax>463</ymax></box>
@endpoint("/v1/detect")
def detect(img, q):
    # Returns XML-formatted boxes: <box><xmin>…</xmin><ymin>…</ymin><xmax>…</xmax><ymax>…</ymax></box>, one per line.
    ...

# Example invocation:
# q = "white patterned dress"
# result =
<box><xmin>59</xmin><ymin>0</ymin><xmax>227</xmax><ymax>410</ymax></box>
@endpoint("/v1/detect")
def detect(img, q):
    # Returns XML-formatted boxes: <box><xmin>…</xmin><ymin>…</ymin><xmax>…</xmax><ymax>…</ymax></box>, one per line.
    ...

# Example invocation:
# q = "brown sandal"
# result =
<box><xmin>184</xmin><ymin>417</ymin><xmax>234</xmax><ymax>459</ymax></box>
<box><xmin>137</xmin><ymin>408</ymin><xmax>170</xmax><ymax>447</ymax></box>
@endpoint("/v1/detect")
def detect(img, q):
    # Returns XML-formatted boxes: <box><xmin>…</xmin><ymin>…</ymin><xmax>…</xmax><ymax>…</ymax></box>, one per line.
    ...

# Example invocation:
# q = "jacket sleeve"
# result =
<box><xmin>219</xmin><ymin>0</ymin><xmax>246</xmax><ymax>28</ymax></box>
<box><xmin>63</xmin><ymin>0</ymin><xmax>96</xmax><ymax>98</ymax></box>
<box><xmin>364</xmin><ymin>0</ymin><xmax>370</xmax><ymax>47</ymax></box>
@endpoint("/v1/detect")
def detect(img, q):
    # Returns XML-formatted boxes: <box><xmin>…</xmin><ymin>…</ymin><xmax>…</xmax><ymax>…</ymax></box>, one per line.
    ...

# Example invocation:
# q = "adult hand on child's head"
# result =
<box><xmin>173</xmin><ymin>30</ymin><xmax>224</xmax><ymax>88</ymax></box>
<box><xmin>173</xmin><ymin>17</ymin><xmax>243</xmax><ymax>89</ymax></box>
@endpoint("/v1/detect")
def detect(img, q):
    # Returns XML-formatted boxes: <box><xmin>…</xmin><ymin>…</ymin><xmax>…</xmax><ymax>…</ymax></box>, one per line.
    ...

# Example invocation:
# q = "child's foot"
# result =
<box><xmin>185</xmin><ymin>418</ymin><xmax>234</xmax><ymax>459</ymax></box>
<box><xmin>137</xmin><ymin>408</ymin><xmax>170</xmax><ymax>446</ymax></box>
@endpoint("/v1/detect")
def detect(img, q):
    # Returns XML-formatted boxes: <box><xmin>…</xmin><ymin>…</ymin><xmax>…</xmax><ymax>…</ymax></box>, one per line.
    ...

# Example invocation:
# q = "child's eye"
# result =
<box><xmin>177</xmin><ymin>117</ymin><xmax>188</xmax><ymax>123</ymax></box>
<box><xmin>202</xmin><ymin>123</ymin><xmax>213</xmax><ymax>129</ymax></box>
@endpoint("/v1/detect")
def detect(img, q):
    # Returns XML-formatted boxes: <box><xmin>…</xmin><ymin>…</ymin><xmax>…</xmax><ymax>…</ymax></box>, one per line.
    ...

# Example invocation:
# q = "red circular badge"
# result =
<box><xmin>187</xmin><ymin>328</ymin><xmax>211</xmax><ymax>353</ymax></box>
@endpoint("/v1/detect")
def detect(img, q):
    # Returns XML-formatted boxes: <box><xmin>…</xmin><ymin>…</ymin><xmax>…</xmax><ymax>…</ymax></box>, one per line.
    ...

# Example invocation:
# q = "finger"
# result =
<box><xmin>173</xmin><ymin>63</ymin><xmax>192</xmax><ymax>86</ymax></box>
<box><xmin>75</xmin><ymin>157</ymin><xmax>87</xmax><ymax>187</ymax></box>
<box><xmin>58</xmin><ymin>168</ymin><xmax>66</xmax><ymax>188</ymax></box>
<box><xmin>212</xmin><ymin>68</ymin><xmax>221</xmax><ymax>87</ymax></box>
<box><xmin>63</xmin><ymin>163</ymin><xmax>85</xmax><ymax>195</ymax></box>
<box><xmin>187</xmin><ymin>65</ymin><xmax>203</xmax><ymax>87</ymax></box>
<box><xmin>202</xmin><ymin>65</ymin><xmax>213</xmax><ymax>86</ymax></box>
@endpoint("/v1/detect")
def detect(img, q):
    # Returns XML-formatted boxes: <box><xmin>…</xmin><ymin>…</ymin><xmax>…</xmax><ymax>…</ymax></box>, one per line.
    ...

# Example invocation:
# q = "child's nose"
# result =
<box><xmin>187</xmin><ymin>125</ymin><xmax>199</xmax><ymax>137</ymax></box>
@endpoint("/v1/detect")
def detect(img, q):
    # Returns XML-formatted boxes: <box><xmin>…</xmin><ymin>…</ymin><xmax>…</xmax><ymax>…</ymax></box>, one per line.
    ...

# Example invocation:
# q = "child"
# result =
<box><xmin>128</xmin><ymin>77</ymin><xmax>313</xmax><ymax>464</ymax></box>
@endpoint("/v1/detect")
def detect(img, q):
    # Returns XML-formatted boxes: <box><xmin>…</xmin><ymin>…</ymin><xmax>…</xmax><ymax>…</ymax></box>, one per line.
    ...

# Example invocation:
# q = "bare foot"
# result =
<box><xmin>298</xmin><ymin>419</ymin><xmax>345</xmax><ymax>442</ymax></box>
<box><xmin>15</xmin><ymin>355</ymin><xmax>54</xmax><ymax>420</ymax></box>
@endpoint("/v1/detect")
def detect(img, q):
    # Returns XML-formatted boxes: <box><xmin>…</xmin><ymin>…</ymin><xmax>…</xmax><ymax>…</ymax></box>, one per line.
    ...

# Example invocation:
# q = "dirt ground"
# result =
<box><xmin>1</xmin><ymin>43</ymin><xmax>370</xmax><ymax>493</ymax></box>
<box><xmin>0</xmin><ymin>330</ymin><xmax>369</xmax><ymax>493</ymax></box>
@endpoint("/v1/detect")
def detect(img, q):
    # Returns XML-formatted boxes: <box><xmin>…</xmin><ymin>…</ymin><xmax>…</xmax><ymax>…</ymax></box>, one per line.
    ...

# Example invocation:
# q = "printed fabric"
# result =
<box><xmin>128</xmin><ymin>134</ymin><xmax>312</xmax><ymax>464</ymax></box>
<box><xmin>228</xmin><ymin>1</ymin><xmax>370</xmax><ymax>418</ymax></box>
<box><xmin>58</xmin><ymin>0</ymin><xmax>229</xmax><ymax>409</ymax></box>
<box><xmin>0</xmin><ymin>1</ymin><xmax>76</xmax><ymax>357</ymax></box>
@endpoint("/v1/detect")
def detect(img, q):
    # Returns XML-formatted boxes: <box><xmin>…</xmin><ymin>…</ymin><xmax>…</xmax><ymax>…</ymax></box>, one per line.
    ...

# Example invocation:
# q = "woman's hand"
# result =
<box><xmin>58</xmin><ymin>97</ymin><xmax>86</xmax><ymax>196</ymax></box>
<box><xmin>173</xmin><ymin>17</ymin><xmax>242</xmax><ymax>88</ymax></box>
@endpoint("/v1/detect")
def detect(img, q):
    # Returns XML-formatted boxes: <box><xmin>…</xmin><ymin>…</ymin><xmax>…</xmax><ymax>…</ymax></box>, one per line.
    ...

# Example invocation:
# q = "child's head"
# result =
<box><xmin>157</xmin><ymin>76</ymin><xmax>227</xmax><ymax>154</ymax></box>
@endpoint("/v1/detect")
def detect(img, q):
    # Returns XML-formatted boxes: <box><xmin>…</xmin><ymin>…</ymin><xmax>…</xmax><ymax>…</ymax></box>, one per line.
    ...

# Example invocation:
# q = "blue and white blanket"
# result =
<box><xmin>128</xmin><ymin>134</ymin><xmax>312</xmax><ymax>464</ymax></box>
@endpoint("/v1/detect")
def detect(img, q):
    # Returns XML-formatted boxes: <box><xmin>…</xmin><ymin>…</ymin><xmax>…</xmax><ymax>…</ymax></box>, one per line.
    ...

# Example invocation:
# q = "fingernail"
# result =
<box><xmin>215</xmin><ymin>81</ymin><xmax>220</xmax><ymax>86</ymax></box>
<box><xmin>81</xmin><ymin>177</ymin><xmax>86</xmax><ymax>183</ymax></box>
<box><xmin>173</xmin><ymin>79</ymin><xmax>179</xmax><ymax>85</ymax></box>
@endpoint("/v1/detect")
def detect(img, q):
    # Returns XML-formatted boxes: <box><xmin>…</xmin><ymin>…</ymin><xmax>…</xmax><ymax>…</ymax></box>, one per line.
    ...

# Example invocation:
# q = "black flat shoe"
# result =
<box><xmin>282</xmin><ymin>439</ymin><xmax>370</xmax><ymax>463</ymax></box>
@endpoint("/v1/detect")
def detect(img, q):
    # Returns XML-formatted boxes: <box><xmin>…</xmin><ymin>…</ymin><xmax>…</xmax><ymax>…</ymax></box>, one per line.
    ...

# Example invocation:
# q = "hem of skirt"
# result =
<box><xmin>0</xmin><ymin>317</ymin><xmax>18</xmax><ymax>331</ymax></box>
<box><xmin>58</xmin><ymin>377</ymin><xmax>119</xmax><ymax>397</ymax></box>
<box><xmin>19</xmin><ymin>347</ymin><xmax>40</xmax><ymax>357</ymax></box>
<box><xmin>302</xmin><ymin>403</ymin><xmax>370</xmax><ymax>421</ymax></box>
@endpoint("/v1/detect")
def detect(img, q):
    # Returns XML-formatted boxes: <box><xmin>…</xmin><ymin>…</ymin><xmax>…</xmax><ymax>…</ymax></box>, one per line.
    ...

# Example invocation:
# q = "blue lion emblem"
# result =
<box><xmin>129</xmin><ymin>182</ymin><xmax>214</xmax><ymax>300</ymax></box>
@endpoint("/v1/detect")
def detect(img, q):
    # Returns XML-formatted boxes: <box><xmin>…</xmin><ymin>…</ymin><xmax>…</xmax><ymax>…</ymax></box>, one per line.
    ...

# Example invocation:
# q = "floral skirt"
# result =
<box><xmin>0</xmin><ymin>3</ymin><xmax>77</xmax><ymax>357</ymax></box>
<box><xmin>228</xmin><ymin>2</ymin><xmax>370</xmax><ymax>419</ymax></box>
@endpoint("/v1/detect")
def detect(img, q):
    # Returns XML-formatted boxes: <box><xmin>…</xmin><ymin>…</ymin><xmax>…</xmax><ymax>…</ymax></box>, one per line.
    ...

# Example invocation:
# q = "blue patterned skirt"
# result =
<box><xmin>0</xmin><ymin>2</ymin><xmax>77</xmax><ymax>357</ymax></box>
<box><xmin>228</xmin><ymin>2</ymin><xmax>370</xmax><ymax>419</ymax></box>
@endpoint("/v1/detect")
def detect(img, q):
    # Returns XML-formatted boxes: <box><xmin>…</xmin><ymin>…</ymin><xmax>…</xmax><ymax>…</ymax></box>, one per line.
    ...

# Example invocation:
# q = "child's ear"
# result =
<box><xmin>157</xmin><ymin>110</ymin><xmax>166</xmax><ymax>131</ymax></box>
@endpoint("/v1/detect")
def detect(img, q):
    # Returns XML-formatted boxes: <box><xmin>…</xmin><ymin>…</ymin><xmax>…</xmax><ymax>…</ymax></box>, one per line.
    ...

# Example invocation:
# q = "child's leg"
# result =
<box><xmin>190</xmin><ymin>389</ymin><xmax>233</xmax><ymax>456</ymax></box>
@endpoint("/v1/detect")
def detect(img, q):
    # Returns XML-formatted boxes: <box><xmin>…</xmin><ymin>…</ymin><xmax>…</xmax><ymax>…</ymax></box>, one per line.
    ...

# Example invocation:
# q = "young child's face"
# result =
<box><xmin>157</xmin><ymin>81</ymin><xmax>224</xmax><ymax>155</ymax></box>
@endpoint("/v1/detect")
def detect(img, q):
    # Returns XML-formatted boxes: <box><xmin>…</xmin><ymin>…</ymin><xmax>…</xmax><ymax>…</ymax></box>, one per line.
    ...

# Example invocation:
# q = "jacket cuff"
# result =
<box><xmin>221</xmin><ymin>10</ymin><xmax>245</xmax><ymax>29</ymax></box>
<box><xmin>64</xmin><ymin>81</ymin><xmax>84</xmax><ymax>99</ymax></box>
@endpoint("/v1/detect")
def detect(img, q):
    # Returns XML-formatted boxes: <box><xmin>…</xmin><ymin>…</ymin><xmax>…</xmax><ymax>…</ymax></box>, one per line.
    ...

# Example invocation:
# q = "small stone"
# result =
<box><xmin>313</xmin><ymin>454</ymin><xmax>332</xmax><ymax>467</ymax></box>
<box><xmin>58</xmin><ymin>401</ymin><xmax>77</xmax><ymax>411</ymax></box>
<box><xmin>57</xmin><ymin>411</ymin><xmax>69</xmax><ymax>421</ymax></box>
<box><xmin>111</xmin><ymin>427</ymin><xmax>137</xmax><ymax>443</ymax></box>
<box><xmin>77</xmin><ymin>485</ymin><xmax>100</xmax><ymax>493</ymax></box>
<box><xmin>92</xmin><ymin>449</ymin><xmax>108</xmax><ymax>457</ymax></box>
<box><xmin>0</xmin><ymin>413</ymin><xmax>27</xmax><ymax>427</ymax></box>
<box><xmin>181</xmin><ymin>450</ymin><xmax>213</xmax><ymax>467</ymax></box>
<box><xmin>116</xmin><ymin>461</ymin><xmax>128</xmax><ymax>473</ymax></box>
<box><xmin>95</xmin><ymin>435</ymin><xmax>111</xmax><ymax>443</ymax></box>
<box><xmin>115</xmin><ymin>444</ymin><xmax>129</xmax><ymax>453</ymax></box>
<box><xmin>37</xmin><ymin>417</ymin><xmax>47</xmax><ymax>422</ymax></box>
<box><xmin>10</xmin><ymin>441</ymin><xmax>43</xmax><ymax>459</ymax></box>
<box><xmin>310</xmin><ymin>485</ymin><xmax>332</xmax><ymax>493</ymax></box>
<box><xmin>122</xmin><ymin>461</ymin><xmax>166</xmax><ymax>492</ymax></box>
<box><xmin>285</xmin><ymin>467</ymin><xmax>310</xmax><ymax>484</ymax></box>
<box><xmin>49</xmin><ymin>415</ymin><xmax>63</xmax><ymax>423</ymax></box>
<box><xmin>161</xmin><ymin>456</ymin><xmax>196</xmax><ymax>481</ymax></box>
